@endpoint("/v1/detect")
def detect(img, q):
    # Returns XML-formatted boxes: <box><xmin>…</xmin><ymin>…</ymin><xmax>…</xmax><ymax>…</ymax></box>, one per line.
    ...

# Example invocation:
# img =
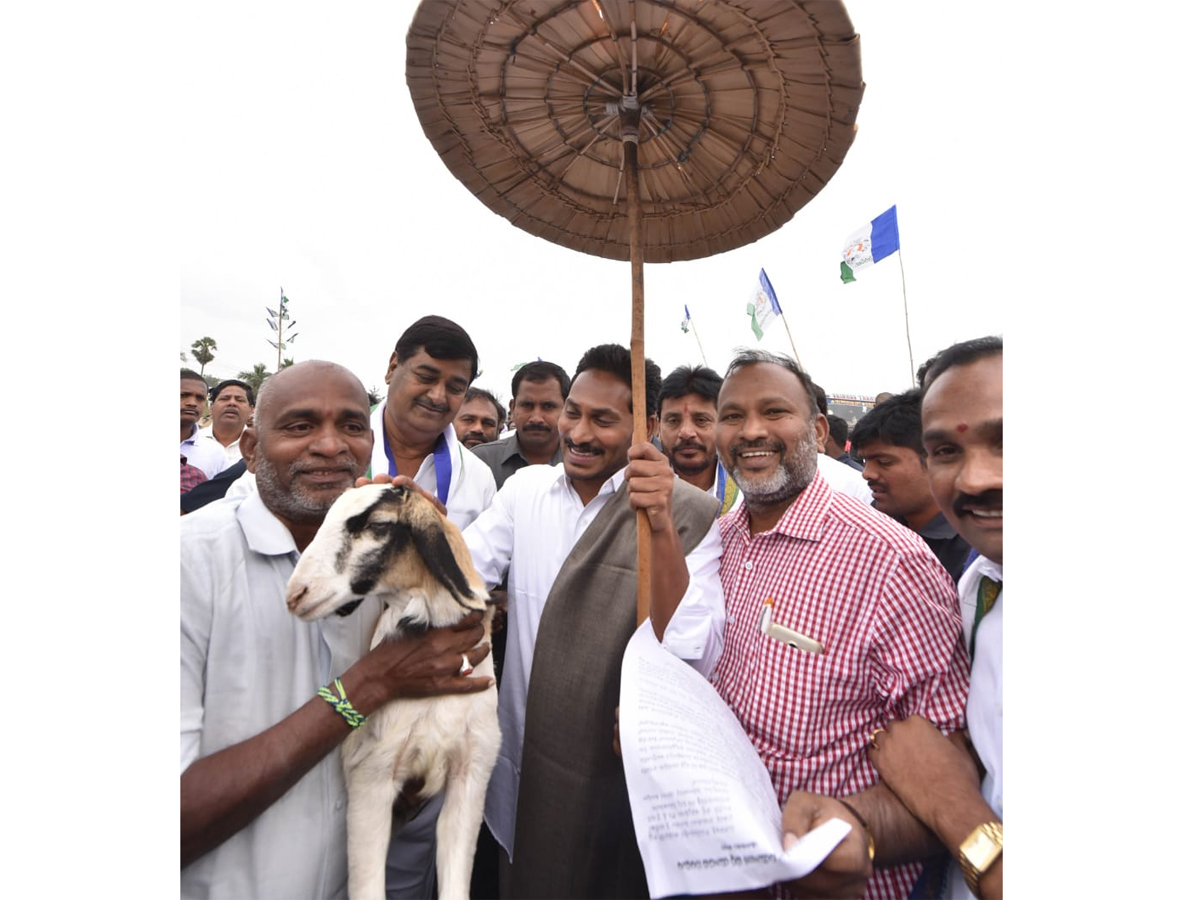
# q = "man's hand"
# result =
<box><xmin>353</xmin><ymin>473</ymin><xmax>448</xmax><ymax>517</ymax></box>
<box><xmin>869</xmin><ymin>716</ymin><xmax>980</xmax><ymax>831</ymax></box>
<box><xmin>780</xmin><ymin>791</ymin><xmax>872</xmax><ymax>900</ymax></box>
<box><xmin>626</xmin><ymin>441</ymin><xmax>676</xmax><ymax>533</ymax></box>
<box><xmin>341</xmin><ymin>611</ymin><xmax>492</xmax><ymax>713</ymax></box>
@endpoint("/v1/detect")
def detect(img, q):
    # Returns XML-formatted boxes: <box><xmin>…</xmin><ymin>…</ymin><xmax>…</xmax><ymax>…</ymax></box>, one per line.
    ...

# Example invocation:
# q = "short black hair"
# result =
<box><xmin>851</xmin><ymin>389</ymin><xmax>924</xmax><ymax>457</ymax></box>
<box><xmin>209</xmin><ymin>378</ymin><xmax>256</xmax><ymax>407</ymax></box>
<box><xmin>811</xmin><ymin>382</ymin><xmax>829</xmax><ymax>417</ymax></box>
<box><xmin>921</xmin><ymin>335</ymin><xmax>1003</xmax><ymax>394</ymax></box>
<box><xmin>180</xmin><ymin>368</ymin><xmax>205</xmax><ymax>384</ymax></box>
<box><xmin>723</xmin><ymin>349</ymin><xmax>820</xmax><ymax>419</ymax></box>
<box><xmin>571</xmin><ymin>343</ymin><xmax>661</xmax><ymax>416</ymax></box>
<box><xmin>511</xmin><ymin>361</ymin><xmax>569</xmax><ymax>402</ymax></box>
<box><xmin>462</xmin><ymin>386</ymin><xmax>504</xmax><ymax>423</ymax></box>
<box><xmin>826</xmin><ymin>413</ymin><xmax>850</xmax><ymax>446</ymax></box>
<box><xmin>658</xmin><ymin>365</ymin><xmax>722</xmax><ymax>415</ymax></box>
<box><xmin>393</xmin><ymin>315</ymin><xmax>480</xmax><ymax>382</ymax></box>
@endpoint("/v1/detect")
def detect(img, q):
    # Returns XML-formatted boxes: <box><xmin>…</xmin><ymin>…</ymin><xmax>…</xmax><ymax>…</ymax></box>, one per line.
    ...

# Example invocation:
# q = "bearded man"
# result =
<box><xmin>709</xmin><ymin>350</ymin><xmax>971</xmax><ymax>900</ymax></box>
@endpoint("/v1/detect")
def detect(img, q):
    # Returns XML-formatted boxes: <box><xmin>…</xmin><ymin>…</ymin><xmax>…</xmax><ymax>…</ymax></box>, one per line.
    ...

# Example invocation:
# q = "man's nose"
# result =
<box><xmin>309</xmin><ymin>423</ymin><xmax>350</xmax><ymax>456</ymax></box>
<box><xmin>956</xmin><ymin>447</ymin><xmax>1002</xmax><ymax>496</ymax></box>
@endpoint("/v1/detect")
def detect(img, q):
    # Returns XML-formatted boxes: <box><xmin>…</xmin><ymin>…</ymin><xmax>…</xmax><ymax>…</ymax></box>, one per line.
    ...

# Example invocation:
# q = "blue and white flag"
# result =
<box><xmin>840</xmin><ymin>205</ymin><xmax>900</xmax><ymax>283</ymax></box>
<box><xmin>681</xmin><ymin>305</ymin><xmax>691</xmax><ymax>333</ymax></box>
<box><xmin>747</xmin><ymin>269</ymin><xmax>781</xmax><ymax>340</ymax></box>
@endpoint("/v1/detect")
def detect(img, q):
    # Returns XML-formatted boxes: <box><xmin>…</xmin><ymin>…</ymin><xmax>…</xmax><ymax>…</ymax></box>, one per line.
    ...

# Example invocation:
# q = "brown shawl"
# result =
<box><xmin>508</xmin><ymin>479</ymin><xmax>719</xmax><ymax>899</ymax></box>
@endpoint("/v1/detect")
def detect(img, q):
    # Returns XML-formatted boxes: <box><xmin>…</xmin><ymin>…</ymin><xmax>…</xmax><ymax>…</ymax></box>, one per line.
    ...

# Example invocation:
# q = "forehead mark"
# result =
<box><xmin>956</xmin><ymin>423</ymin><xmax>969</xmax><ymax>433</ymax></box>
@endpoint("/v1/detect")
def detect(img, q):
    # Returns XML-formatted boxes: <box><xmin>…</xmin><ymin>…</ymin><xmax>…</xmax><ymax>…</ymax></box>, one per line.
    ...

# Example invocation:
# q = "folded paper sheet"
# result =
<box><xmin>619</xmin><ymin>622</ymin><xmax>851</xmax><ymax>898</ymax></box>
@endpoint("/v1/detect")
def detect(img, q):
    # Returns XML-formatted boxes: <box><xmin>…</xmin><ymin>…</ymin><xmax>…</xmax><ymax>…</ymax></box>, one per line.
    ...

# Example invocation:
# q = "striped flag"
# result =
<box><xmin>840</xmin><ymin>205</ymin><xmax>900</xmax><ymax>283</ymax></box>
<box><xmin>746</xmin><ymin>269</ymin><xmax>781</xmax><ymax>340</ymax></box>
<box><xmin>681</xmin><ymin>305</ymin><xmax>691</xmax><ymax>333</ymax></box>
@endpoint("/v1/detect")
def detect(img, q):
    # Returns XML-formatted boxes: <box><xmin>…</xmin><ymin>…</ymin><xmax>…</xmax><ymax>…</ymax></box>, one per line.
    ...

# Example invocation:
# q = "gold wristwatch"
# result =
<box><xmin>958</xmin><ymin>821</ymin><xmax>1002</xmax><ymax>897</ymax></box>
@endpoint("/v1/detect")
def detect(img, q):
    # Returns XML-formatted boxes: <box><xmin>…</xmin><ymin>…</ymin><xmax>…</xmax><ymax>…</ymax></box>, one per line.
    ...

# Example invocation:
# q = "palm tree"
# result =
<box><xmin>190</xmin><ymin>337</ymin><xmax>218</xmax><ymax>376</ymax></box>
<box><xmin>237</xmin><ymin>363</ymin><xmax>272</xmax><ymax>395</ymax></box>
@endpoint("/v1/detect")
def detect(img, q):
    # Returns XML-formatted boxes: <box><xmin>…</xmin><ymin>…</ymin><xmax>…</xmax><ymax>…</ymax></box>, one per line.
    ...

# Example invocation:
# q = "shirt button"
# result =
<box><xmin>744</xmin><ymin>560</ymin><xmax>753</xmax><ymax>570</ymax></box>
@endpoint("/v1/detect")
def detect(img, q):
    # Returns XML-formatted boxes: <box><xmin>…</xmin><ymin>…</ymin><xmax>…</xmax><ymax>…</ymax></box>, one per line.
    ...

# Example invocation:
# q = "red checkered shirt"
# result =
<box><xmin>711</xmin><ymin>471</ymin><xmax>969</xmax><ymax>900</ymax></box>
<box><xmin>181</xmin><ymin>455</ymin><xmax>208</xmax><ymax>494</ymax></box>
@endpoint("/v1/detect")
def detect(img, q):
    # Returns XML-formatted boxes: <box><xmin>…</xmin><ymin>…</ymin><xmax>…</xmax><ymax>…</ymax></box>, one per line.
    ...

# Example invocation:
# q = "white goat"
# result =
<box><xmin>286</xmin><ymin>483</ymin><xmax>500</xmax><ymax>900</ymax></box>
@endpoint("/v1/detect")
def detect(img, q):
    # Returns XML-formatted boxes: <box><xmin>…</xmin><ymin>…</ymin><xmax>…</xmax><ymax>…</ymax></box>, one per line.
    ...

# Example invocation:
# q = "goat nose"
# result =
<box><xmin>286</xmin><ymin>584</ymin><xmax>308</xmax><ymax>611</ymax></box>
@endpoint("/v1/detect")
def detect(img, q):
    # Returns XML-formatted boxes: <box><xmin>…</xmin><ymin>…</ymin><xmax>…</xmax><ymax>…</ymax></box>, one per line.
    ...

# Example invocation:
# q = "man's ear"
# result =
<box><xmin>646</xmin><ymin>413</ymin><xmax>659</xmax><ymax>439</ymax></box>
<box><xmin>508</xmin><ymin>398</ymin><xmax>516</xmax><ymax>417</ymax></box>
<box><xmin>813</xmin><ymin>413</ymin><xmax>830</xmax><ymax>446</ymax></box>
<box><xmin>240</xmin><ymin>427</ymin><xmax>259</xmax><ymax>473</ymax></box>
<box><xmin>384</xmin><ymin>351</ymin><xmax>400</xmax><ymax>385</ymax></box>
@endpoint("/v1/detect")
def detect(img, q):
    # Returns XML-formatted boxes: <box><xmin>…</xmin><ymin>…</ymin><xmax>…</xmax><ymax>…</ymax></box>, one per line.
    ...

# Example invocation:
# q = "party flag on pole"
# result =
<box><xmin>681</xmin><ymin>305</ymin><xmax>691</xmax><ymax>333</ymax></box>
<box><xmin>747</xmin><ymin>269</ymin><xmax>781</xmax><ymax>340</ymax></box>
<box><xmin>840</xmin><ymin>205</ymin><xmax>900</xmax><ymax>283</ymax></box>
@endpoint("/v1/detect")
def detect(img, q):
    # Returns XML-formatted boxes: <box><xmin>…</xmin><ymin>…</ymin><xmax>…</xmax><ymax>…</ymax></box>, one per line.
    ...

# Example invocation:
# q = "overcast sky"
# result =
<box><xmin>180</xmin><ymin>2</ymin><xmax>1014</xmax><ymax>402</ymax></box>
<box><xmin>5</xmin><ymin>2</ymin><xmax>1196</xmax><ymax>893</ymax></box>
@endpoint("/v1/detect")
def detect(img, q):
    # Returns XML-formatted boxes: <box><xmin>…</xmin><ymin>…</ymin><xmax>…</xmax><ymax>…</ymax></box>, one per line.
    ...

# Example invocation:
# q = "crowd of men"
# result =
<box><xmin>180</xmin><ymin>316</ymin><xmax>1003</xmax><ymax>900</ymax></box>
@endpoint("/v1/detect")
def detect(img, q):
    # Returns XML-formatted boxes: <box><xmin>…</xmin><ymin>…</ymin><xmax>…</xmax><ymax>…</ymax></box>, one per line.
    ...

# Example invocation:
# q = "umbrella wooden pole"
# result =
<box><xmin>623</xmin><ymin>122</ymin><xmax>652</xmax><ymax>628</ymax></box>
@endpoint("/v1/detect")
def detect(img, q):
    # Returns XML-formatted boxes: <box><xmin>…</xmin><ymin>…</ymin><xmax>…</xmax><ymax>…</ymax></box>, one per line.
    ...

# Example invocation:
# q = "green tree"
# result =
<box><xmin>280</xmin><ymin>358</ymin><xmax>295</xmax><ymax>370</ymax></box>
<box><xmin>237</xmin><ymin>363</ymin><xmax>272</xmax><ymax>395</ymax></box>
<box><xmin>190</xmin><ymin>337</ymin><xmax>218</xmax><ymax>376</ymax></box>
<box><xmin>367</xmin><ymin>386</ymin><xmax>383</xmax><ymax>406</ymax></box>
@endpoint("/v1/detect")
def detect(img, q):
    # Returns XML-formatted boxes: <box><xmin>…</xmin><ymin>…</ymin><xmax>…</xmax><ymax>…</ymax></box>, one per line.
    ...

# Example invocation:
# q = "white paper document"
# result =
<box><xmin>619</xmin><ymin>621</ymin><xmax>850</xmax><ymax>899</ymax></box>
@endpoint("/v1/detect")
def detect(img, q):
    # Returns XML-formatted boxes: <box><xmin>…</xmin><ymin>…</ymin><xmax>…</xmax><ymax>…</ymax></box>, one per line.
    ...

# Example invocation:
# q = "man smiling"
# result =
<box><xmin>369</xmin><ymin>315</ymin><xmax>496</xmax><ymax>531</ymax></box>
<box><xmin>657</xmin><ymin>364</ymin><xmax>741</xmax><ymax>515</ymax></box>
<box><xmin>871</xmin><ymin>336</ymin><xmax>1004</xmax><ymax>900</ymax></box>
<box><xmin>709</xmin><ymin>349</ymin><xmax>969</xmax><ymax>900</ymax></box>
<box><xmin>180</xmin><ymin>361</ymin><xmax>492</xmax><ymax>900</ymax></box>
<box><xmin>463</xmin><ymin>343</ymin><xmax>725</xmax><ymax>898</ymax></box>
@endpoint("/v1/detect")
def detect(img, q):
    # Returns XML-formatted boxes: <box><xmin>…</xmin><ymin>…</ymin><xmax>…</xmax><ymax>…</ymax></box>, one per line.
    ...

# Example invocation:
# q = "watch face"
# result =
<box><xmin>962</xmin><ymin>825</ymin><xmax>1001</xmax><ymax>868</ymax></box>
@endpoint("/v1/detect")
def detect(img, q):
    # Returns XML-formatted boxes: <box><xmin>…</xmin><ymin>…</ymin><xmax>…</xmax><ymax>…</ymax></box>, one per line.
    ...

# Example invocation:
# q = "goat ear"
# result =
<box><xmin>408</xmin><ymin>517</ymin><xmax>475</xmax><ymax>603</ymax></box>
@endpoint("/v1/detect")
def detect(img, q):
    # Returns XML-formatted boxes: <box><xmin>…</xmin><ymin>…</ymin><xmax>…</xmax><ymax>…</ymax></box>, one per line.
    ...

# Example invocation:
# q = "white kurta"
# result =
<box><xmin>463</xmin><ymin>464</ymin><xmax>726</xmax><ymax>858</ymax></box>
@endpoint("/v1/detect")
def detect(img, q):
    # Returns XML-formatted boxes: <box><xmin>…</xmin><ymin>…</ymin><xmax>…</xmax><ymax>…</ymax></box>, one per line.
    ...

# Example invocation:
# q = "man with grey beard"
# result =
<box><xmin>180</xmin><ymin>361</ymin><xmax>493</xmax><ymax>900</ymax></box>
<box><xmin>708</xmin><ymin>349</ymin><xmax>971</xmax><ymax>900</ymax></box>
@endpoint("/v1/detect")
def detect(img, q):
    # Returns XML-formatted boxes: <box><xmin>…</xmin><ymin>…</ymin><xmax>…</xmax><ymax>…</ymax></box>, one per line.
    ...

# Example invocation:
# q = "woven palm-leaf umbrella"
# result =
<box><xmin>407</xmin><ymin>0</ymin><xmax>863</xmax><ymax>623</ymax></box>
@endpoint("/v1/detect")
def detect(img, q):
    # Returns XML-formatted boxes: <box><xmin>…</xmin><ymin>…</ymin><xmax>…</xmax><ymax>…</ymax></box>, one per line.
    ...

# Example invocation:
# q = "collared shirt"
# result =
<box><xmin>198</xmin><ymin>423</ymin><xmax>247</xmax><ymax>470</ymax></box>
<box><xmin>463</xmin><ymin>464</ymin><xmax>726</xmax><ymax>858</ymax></box>
<box><xmin>181</xmin><ymin>455</ymin><xmax>208</xmax><ymax>494</ymax></box>
<box><xmin>836</xmin><ymin>450</ymin><xmax>865</xmax><ymax>471</ymax></box>
<box><xmin>882</xmin><ymin>508</ymin><xmax>973</xmax><ymax>582</ymax></box>
<box><xmin>181</xmin><ymin>422</ymin><xmax>228</xmax><ymax>480</ymax></box>
<box><xmin>471</xmin><ymin>431</ymin><xmax>562</xmax><ymax>489</ymax></box>
<box><xmin>947</xmin><ymin>555</ymin><xmax>1003</xmax><ymax>900</ymax></box>
<box><xmin>367</xmin><ymin>406</ymin><xmax>496</xmax><ymax>531</ymax></box>
<box><xmin>711</xmin><ymin>471</ymin><xmax>970</xmax><ymax>900</ymax></box>
<box><xmin>180</xmin><ymin>492</ymin><xmax>382</xmax><ymax>900</ymax></box>
<box><xmin>816</xmin><ymin>451</ymin><xmax>875</xmax><ymax>505</ymax></box>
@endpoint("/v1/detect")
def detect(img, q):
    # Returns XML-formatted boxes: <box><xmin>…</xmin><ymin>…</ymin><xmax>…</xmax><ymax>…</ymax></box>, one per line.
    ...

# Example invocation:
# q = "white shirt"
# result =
<box><xmin>464</xmin><ymin>464</ymin><xmax>726</xmax><ymax>858</ymax></box>
<box><xmin>180</xmin><ymin>491</ymin><xmax>382</xmax><ymax>900</ymax></box>
<box><xmin>948</xmin><ymin>555</ymin><xmax>1003</xmax><ymax>900</ymax></box>
<box><xmin>816</xmin><ymin>451</ymin><xmax>875</xmax><ymax>506</ymax></box>
<box><xmin>181</xmin><ymin>422</ymin><xmax>228</xmax><ymax>480</ymax></box>
<box><xmin>368</xmin><ymin>406</ymin><xmax>496</xmax><ymax>531</ymax></box>
<box><xmin>197</xmin><ymin>423</ymin><xmax>246</xmax><ymax>470</ymax></box>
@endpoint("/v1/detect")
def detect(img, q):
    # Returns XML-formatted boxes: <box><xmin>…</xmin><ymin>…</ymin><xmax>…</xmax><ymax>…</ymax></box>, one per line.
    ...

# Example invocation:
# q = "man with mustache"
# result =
<box><xmin>472</xmin><ymin>360</ymin><xmax>569</xmax><ymax>489</ymax></box>
<box><xmin>463</xmin><ymin>344</ymin><xmax>725</xmax><ymax>898</ymax></box>
<box><xmin>369</xmin><ymin>315</ymin><xmax>496</xmax><ymax>531</ymax></box>
<box><xmin>851</xmin><ymin>390</ymin><xmax>973</xmax><ymax>580</ymax></box>
<box><xmin>181</xmin><ymin>361</ymin><xmax>493</xmax><ymax>900</ymax></box>
<box><xmin>180</xmin><ymin>368</ymin><xmax>226</xmax><ymax>480</ymax></box>
<box><xmin>658</xmin><ymin>364</ymin><xmax>741</xmax><ymax>515</ymax></box>
<box><xmin>454</xmin><ymin>386</ymin><xmax>504</xmax><ymax>449</ymax></box>
<box><xmin>198</xmin><ymin>378</ymin><xmax>255</xmax><ymax>470</ymax></box>
<box><xmin>709</xmin><ymin>349</ymin><xmax>970</xmax><ymax>900</ymax></box>
<box><xmin>869</xmin><ymin>336</ymin><xmax>1004</xmax><ymax>900</ymax></box>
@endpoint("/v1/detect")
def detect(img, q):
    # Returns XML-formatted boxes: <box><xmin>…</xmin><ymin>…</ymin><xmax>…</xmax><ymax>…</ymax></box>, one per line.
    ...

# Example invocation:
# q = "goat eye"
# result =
<box><xmin>368</xmin><ymin>522</ymin><xmax>391</xmax><ymax>538</ymax></box>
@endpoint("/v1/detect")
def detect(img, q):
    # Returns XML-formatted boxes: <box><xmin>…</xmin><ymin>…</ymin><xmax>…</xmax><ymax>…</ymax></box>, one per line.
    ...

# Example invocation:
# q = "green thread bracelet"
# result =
<box><xmin>317</xmin><ymin>678</ymin><xmax>366</xmax><ymax>728</ymax></box>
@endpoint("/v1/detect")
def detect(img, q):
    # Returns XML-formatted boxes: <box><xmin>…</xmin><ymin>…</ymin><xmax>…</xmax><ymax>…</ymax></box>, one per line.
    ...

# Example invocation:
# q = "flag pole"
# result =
<box><xmin>779</xmin><ymin>314</ymin><xmax>802</xmax><ymax>369</ymax></box>
<box><xmin>897</xmin><ymin>250</ymin><xmax>915</xmax><ymax>387</ymax></box>
<box><xmin>690</xmin><ymin>319</ymin><xmax>709</xmax><ymax>367</ymax></box>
